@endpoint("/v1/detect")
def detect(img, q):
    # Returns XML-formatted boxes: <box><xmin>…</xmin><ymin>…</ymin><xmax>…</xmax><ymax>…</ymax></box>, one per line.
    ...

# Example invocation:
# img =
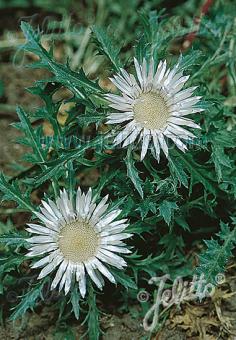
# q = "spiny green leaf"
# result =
<box><xmin>109</xmin><ymin>269</ymin><xmax>137</xmax><ymax>290</ymax></box>
<box><xmin>42</xmin><ymin>136</ymin><xmax>106</xmax><ymax>169</ymax></box>
<box><xmin>0</xmin><ymin>232</ymin><xmax>28</xmax><ymax>247</ymax></box>
<box><xmin>159</xmin><ymin>200</ymin><xmax>178</xmax><ymax>225</ymax></box>
<box><xmin>70</xmin><ymin>286</ymin><xmax>80</xmax><ymax>320</ymax></box>
<box><xmin>125</xmin><ymin>148</ymin><xmax>144</xmax><ymax>198</ymax></box>
<box><xmin>196</xmin><ymin>221</ymin><xmax>236</xmax><ymax>284</ymax></box>
<box><xmin>211</xmin><ymin>145</ymin><xmax>232</xmax><ymax>182</ymax></box>
<box><xmin>168</xmin><ymin>156</ymin><xmax>189</xmax><ymax>188</ymax></box>
<box><xmin>21</xmin><ymin>21</ymin><xmax>102</xmax><ymax>96</ymax></box>
<box><xmin>16</xmin><ymin>106</ymin><xmax>47</xmax><ymax>164</ymax></box>
<box><xmin>0</xmin><ymin>173</ymin><xmax>34</xmax><ymax>212</ymax></box>
<box><xmin>10</xmin><ymin>278</ymin><xmax>48</xmax><ymax>320</ymax></box>
<box><xmin>174</xmin><ymin>151</ymin><xmax>218</xmax><ymax>195</ymax></box>
<box><xmin>92</xmin><ymin>26</ymin><xmax>122</xmax><ymax>72</ymax></box>
<box><xmin>137</xmin><ymin>197</ymin><xmax>157</xmax><ymax>219</ymax></box>
<box><xmin>0</xmin><ymin>255</ymin><xmax>25</xmax><ymax>276</ymax></box>
<box><xmin>85</xmin><ymin>285</ymin><xmax>101</xmax><ymax>340</ymax></box>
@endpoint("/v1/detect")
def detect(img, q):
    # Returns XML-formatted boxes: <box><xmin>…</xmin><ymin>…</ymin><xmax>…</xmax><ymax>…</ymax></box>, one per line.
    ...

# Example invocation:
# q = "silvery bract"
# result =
<box><xmin>105</xmin><ymin>57</ymin><xmax>203</xmax><ymax>161</ymax></box>
<box><xmin>26</xmin><ymin>188</ymin><xmax>132</xmax><ymax>297</ymax></box>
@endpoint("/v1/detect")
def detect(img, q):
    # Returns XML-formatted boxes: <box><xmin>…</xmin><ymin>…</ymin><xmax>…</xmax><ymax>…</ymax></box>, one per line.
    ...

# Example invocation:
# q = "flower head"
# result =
<box><xmin>26</xmin><ymin>188</ymin><xmax>132</xmax><ymax>297</ymax></box>
<box><xmin>105</xmin><ymin>57</ymin><xmax>203</xmax><ymax>161</ymax></box>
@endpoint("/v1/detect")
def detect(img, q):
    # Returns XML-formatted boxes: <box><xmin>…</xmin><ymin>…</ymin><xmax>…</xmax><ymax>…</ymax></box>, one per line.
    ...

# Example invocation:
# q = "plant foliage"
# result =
<box><xmin>0</xmin><ymin>2</ymin><xmax>236</xmax><ymax>338</ymax></box>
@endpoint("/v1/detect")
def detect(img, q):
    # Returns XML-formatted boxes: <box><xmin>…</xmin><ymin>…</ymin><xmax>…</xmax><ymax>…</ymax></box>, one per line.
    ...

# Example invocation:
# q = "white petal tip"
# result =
<box><xmin>50</xmin><ymin>284</ymin><xmax>56</xmax><ymax>291</ymax></box>
<box><xmin>31</xmin><ymin>263</ymin><xmax>38</xmax><ymax>269</ymax></box>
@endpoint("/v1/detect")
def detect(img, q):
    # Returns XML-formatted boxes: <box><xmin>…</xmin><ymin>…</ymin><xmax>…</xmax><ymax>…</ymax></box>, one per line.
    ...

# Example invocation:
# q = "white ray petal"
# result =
<box><xmin>140</xmin><ymin>129</ymin><xmax>151</xmax><ymax>160</ymax></box>
<box><xmin>38</xmin><ymin>254</ymin><xmax>63</xmax><ymax>279</ymax></box>
<box><xmin>91</xmin><ymin>204</ymin><xmax>109</xmax><ymax>224</ymax></box>
<box><xmin>41</xmin><ymin>200</ymin><xmax>58</xmax><ymax>219</ymax></box>
<box><xmin>168</xmin><ymin>123</ymin><xmax>196</xmax><ymax>139</ymax></box>
<box><xmin>108</xmin><ymin>102</ymin><xmax>133</xmax><ymax>111</ymax></box>
<box><xmin>96</xmin><ymin>209</ymin><xmax>121</xmax><ymax>229</ymax></box>
<box><xmin>107</xmin><ymin>112</ymin><xmax>134</xmax><ymax>124</ymax></box>
<box><xmin>142</xmin><ymin>58</ymin><xmax>148</xmax><ymax>89</ymax></box>
<box><xmin>129</xmin><ymin>74</ymin><xmax>142</xmax><ymax>94</ymax></box>
<box><xmin>51</xmin><ymin>260</ymin><xmax>68</xmax><ymax>290</ymax></box>
<box><xmin>166</xmin><ymin>71</ymin><xmax>183</xmax><ymax>90</ymax></box>
<box><xmin>79</xmin><ymin>275</ymin><xmax>86</xmax><ymax>297</ymax></box>
<box><xmin>31</xmin><ymin>249</ymin><xmax>59</xmax><ymax>268</ymax></box>
<box><xmin>107</xmin><ymin>117</ymin><xmax>133</xmax><ymax>124</ymax></box>
<box><xmin>98</xmin><ymin>248</ymin><xmax>127</xmax><ymax>268</ymax></box>
<box><xmin>167</xmin><ymin>117</ymin><xmax>200</xmax><ymax>129</ymax></box>
<box><xmin>151</xmin><ymin>131</ymin><xmax>160</xmax><ymax>162</ymax></box>
<box><xmin>114</xmin><ymin>74</ymin><xmax>133</xmax><ymax>91</ymax></box>
<box><xmin>110</xmin><ymin>77</ymin><xmax>133</xmax><ymax>97</ymax></box>
<box><xmin>85</xmin><ymin>262</ymin><xmax>103</xmax><ymax>289</ymax></box>
<box><xmin>115</xmin><ymin>73</ymin><xmax>132</xmax><ymax>89</ymax></box>
<box><xmin>113</xmin><ymin>121</ymin><xmax>136</xmax><ymax>145</ymax></box>
<box><xmin>108</xmin><ymin>112</ymin><xmax>134</xmax><ymax>120</ymax></box>
<box><xmin>75</xmin><ymin>263</ymin><xmax>84</xmax><ymax>281</ymax></box>
<box><xmin>169</xmin><ymin>86</ymin><xmax>197</xmax><ymax>104</ymax></box>
<box><xmin>75</xmin><ymin>263</ymin><xmax>86</xmax><ymax>297</ymax></box>
<box><xmin>105</xmin><ymin>93</ymin><xmax>133</xmax><ymax>105</ymax></box>
<box><xmin>177</xmin><ymin>107</ymin><xmax>204</xmax><ymax>116</ymax></box>
<box><xmin>100</xmin><ymin>223</ymin><xmax>129</xmax><ymax>236</ymax></box>
<box><xmin>58</xmin><ymin>266</ymin><xmax>68</xmax><ymax>292</ymax></box>
<box><xmin>60</xmin><ymin>189</ymin><xmax>75</xmax><ymax>220</ymax></box>
<box><xmin>64</xmin><ymin>263</ymin><xmax>74</xmax><ymax>295</ymax></box>
<box><xmin>78</xmin><ymin>193</ymin><xmax>86</xmax><ymax>218</ymax></box>
<box><xmin>163</xmin><ymin>64</ymin><xmax>179</xmax><ymax>88</ymax></box>
<box><xmin>134</xmin><ymin>57</ymin><xmax>144</xmax><ymax>89</ymax></box>
<box><xmin>91</xmin><ymin>194</ymin><xmax>109</xmax><ymax>221</ymax></box>
<box><xmin>47</xmin><ymin>199</ymin><xmax>63</xmax><ymax>219</ymax></box>
<box><xmin>122</xmin><ymin>127</ymin><xmax>141</xmax><ymax>147</ymax></box>
<box><xmin>84</xmin><ymin>188</ymin><xmax>92</xmax><ymax>218</ymax></box>
<box><xmin>101</xmin><ymin>245</ymin><xmax>131</xmax><ymax>254</ymax></box>
<box><xmin>27</xmin><ymin>235</ymin><xmax>56</xmax><ymax>244</ymax></box>
<box><xmin>164</xmin><ymin>129</ymin><xmax>188</xmax><ymax>152</ymax></box>
<box><xmin>31</xmin><ymin>256</ymin><xmax>51</xmax><ymax>269</ymax></box>
<box><xmin>157</xmin><ymin>59</ymin><xmax>167</xmax><ymax>83</ymax></box>
<box><xmin>34</xmin><ymin>212</ymin><xmax>58</xmax><ymax>231</ymax></box>
<box><xmin>161</xmin><ymin>67</ymin><xmax>170</xmax><ymax>86</ymax></box>
<box><xmin>171</xmin><ymin>75</ymin><xmax>190</xmax><ymax>93</ymax></box>
<box><xmin>26</xmin><ymin>223</ymin><xmax>56</xmax><ymax>235</ymax></box>
<box><xmin>76</xmin><ymin>187</ymin><xmax>82</xmax><ymax>215</ymax></box>
<box><xmin>158</xmin><ymin>133</ymin><xmax>169</xmax><ymax>157</ymax></box>
<box><xmin>153</xmin><ymin>60</ymin><xmax>163</xmax><ymax>84</ymax></box>
<box><xmin>92</xmin><ymin>268</ymin><xmax>105</xmax><ymax>286</ymax></box>
<box><xmin>101</xmin><ymin>233</ymin><xmax>132</xmax><ymax>244</ymax></box>
<box><xmin>93</xmin><ymin>258</ymin><xmax>116</xmax><ymax>283</ymax></box>
<box><xmin>97</xmin><ymin>251</ymin><xmax>124</xmax><ymax>269</ymax></box>
<box><xmin>147</xmin><ymin>57</ymin><xmax>154</xmax><ymax>84</ymax></box>
<box><xmin>119</xmin><ymin>68</ymin><xmax>133</xmax><ymax>86</ymax></box>
<box><xmin>39</xmin><ymin>207</ymin><xmax>57</xmax><ymax>223</ymax></box>
<box><xmin>178</xmin><ymin>96</ymin><xmax>201</xmax><ymax>108</ymax></box>
<box><xmin>86</xmin><ymin>202</ymin><xmax>96</xmax><ymax>219</ymax></box>
<box><xmin>107</xmin><ymin>218</ymin><xmax>128</xmax><ymax>227</ymax></box>
<box><xmin>27</xmin><ymin>243</ymin><xmax>57</xmax><ymax>257</ymax></box>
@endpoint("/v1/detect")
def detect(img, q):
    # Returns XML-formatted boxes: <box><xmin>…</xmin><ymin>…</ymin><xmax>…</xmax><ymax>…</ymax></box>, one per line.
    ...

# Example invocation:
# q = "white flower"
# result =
<box><xmin>26</xmin><ymin>187</ymin><xmax>132</xmax><ymax>297</ymax></box>
<box><xmin>105</xmin><ymin>57</ymin><xmax>203</xmax><ymax>161</ymax></box>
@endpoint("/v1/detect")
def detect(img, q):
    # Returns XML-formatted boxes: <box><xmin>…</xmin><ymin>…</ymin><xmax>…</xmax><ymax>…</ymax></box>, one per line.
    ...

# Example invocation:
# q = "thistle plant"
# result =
<box><xmin>106</xmin><ymin>57</ymin><xmax>202</xmax><ymax>160</ymax></box>
<box><xmin>26</xmin><ymin>187</ymin><xmax>132</xmax><ymax>297</ymax></box>
<box><xmin>0</xmin><ymin>4</ymin><xmax>236</xmax><ymax>338</ymax></box>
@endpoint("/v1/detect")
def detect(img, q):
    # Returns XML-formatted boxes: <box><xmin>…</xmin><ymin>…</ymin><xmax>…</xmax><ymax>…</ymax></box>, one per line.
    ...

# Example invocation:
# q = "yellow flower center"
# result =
<box><xmin>133</xmin><ymin>92</ymin><xmax>170</xmax><ymax>130</ymax></box>
<box><xmin>58</xmin><ymin>220</ymin><xmax>100</xmax><ymax>263</ymax></box>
